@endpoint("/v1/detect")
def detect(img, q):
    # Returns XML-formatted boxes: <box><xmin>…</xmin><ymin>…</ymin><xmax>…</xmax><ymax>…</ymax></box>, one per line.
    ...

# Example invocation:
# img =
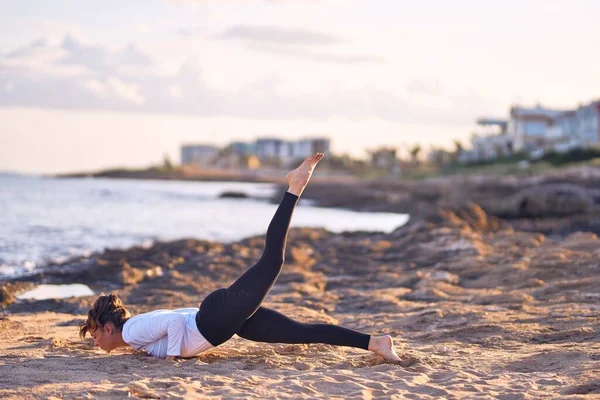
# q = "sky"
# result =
<box><xmin>0</xmin><ymin>0</ymin><xmax>599</xmax><ymax>174</ymax></box>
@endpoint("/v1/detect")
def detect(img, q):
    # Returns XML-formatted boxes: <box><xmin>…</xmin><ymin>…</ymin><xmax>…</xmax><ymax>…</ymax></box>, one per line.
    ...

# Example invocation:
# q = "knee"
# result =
<box><xmin>276</xmin><ymin>254</ymin><xmax>285</xmax><ymax>266</ymax></box>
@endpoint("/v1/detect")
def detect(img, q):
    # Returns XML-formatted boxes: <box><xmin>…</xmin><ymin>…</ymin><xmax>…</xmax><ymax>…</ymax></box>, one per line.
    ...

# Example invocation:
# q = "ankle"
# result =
<box><xmin>287</xmin><ymin>185</ymin><xmax>304</xmax><ymax>197</ymax></box>
<box><xmin>367</xmin><ymin>336</ymin><xmax>376</xmax><ymax>351</ymax></box>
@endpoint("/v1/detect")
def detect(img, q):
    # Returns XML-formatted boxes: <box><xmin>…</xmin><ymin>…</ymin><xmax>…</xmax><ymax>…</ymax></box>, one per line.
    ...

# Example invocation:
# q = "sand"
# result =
<box><xmin>1</xmin><ymin>203</ymin><xmax>599</xmax><ymax>399</ymax></box>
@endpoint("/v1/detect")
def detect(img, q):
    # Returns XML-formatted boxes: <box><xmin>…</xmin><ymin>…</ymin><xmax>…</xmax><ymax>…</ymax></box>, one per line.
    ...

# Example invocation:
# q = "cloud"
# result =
<box><xmin>175</xmin><ymin>27</ymin><xmax>207</xmax><ymax>37</ymax></box>
<box><xmin>246</xmin><ymin>42</ymin><xmax>386</xmax><ymax>64</ymax></box>
<box><xmin>217</xmin><ymin>25</ymin><xmax>384</xmax><ymax>64</ymax></box>
<box><xmin>167</xmin><ymin>85</ymin><xmax>183</xmax><ymax>98</ymax></box>
<box><xmin>406</xmin><ymin>77</ymin><xmax>442</xmax><ymax>96</ymax></box>
<box><xmin>1</xmin><ymin>39</ymin><xmax>91</xmax><ymax>79</ymax></box>
<box><xmin>81</xmin><ymin>79</ymin><xmax>109</xmax><ymax>98</ymax></box>
<box><xmin>106</xmin><ymin>76</ymin><xmax>146</xmax><ymax>105</ymax></box>
<box><xmin>4</xmin><ymin>82</ymin><xmax>14</xmax><ymax>93</ymax></box>
<box><xmin>6</xmin><ymin>38</ymin><xmax>51</xmax><ymax>58</ymax></box>
<box><xmin>0</xmin><ymin>35</ymin><xmax>151</xmax><ymax>109</ymax></box>
<box><xmin>0</xmin><ymin>35</ymin><xmax>491</xmax><ymax>126</ymax></box>
<box><xmin>58</xmin><ymin>35</ymin><xmax>152</xmax><ymax>72</ymax></box>
<box><xmin>219</xmin><ymin>25</ymin><xmax>343</xmax><ymax>46</ymax></box>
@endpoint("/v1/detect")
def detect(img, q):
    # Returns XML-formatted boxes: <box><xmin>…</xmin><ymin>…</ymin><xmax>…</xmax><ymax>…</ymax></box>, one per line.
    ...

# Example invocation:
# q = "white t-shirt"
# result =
<box><xmin>122</xmin><ymin>308</ymin><xmax>213</xmax><ymax>358</ymax></box>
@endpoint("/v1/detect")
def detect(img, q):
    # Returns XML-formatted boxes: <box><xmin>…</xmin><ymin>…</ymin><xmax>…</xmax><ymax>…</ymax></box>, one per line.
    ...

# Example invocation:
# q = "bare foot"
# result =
<box><xmin>286</xmin><ymin>153</ymin><xmax>324</xmax><ymax>197</ymax></box>
<box><xmin>368</xmin><ymin>335</ymin><xmax>402</xmax><ymax>362</ymax></box>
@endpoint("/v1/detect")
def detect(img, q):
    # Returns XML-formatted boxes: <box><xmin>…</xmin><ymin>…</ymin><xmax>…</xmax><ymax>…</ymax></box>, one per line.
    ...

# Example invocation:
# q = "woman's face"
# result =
<box><xmin>90</xmin><ymin>324</ymin><xmax>116</xmax><ymax>352</ymax></box>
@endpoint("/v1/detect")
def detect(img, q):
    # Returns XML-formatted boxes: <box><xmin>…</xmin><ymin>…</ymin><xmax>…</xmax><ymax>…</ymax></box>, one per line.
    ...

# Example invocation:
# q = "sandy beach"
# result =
<box><xmin>1</xmin><ymin>168</ymin><xmax>600</xmax><ymax>399</ymax></box>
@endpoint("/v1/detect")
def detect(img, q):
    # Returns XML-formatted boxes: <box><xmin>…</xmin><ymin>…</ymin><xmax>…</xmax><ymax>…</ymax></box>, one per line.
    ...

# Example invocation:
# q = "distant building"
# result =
<box><xmin>508</xmin><ymin>100</ymin><xmax>600</xmax><ymax>152</ymax></box>
<box><xmin>278</xmin><ymin>141</ymin><xmax>295</xmax><ymax>163</ymax></box>
<box><xmin>545</xmin><ymin>111</ymin><xmax>580</xmax><ymax>153</ymax></box>
<box><xmin>470</xmin><ymin>134</ymin><xmax>512</xmax><ymax>161</ymax></box>
<box><xmin>285</xmin><ymin>138</ymin><xmax>330</xmax><ymax>165</ymax></box>
<box><xmin>476</xmin><ymin>118</ymin><xmax>508</xmax><ymax>134</ymax></box>
<box><xmin>462</xmin><ymin>118</ymin><xmax>512</xmax><ymax>163</ymax></box>
<box><xmin>228</xmin><ymin>141</ymin><xmax>256</xmax><ymax>155</ymax></box>
<box><xmin>301</xmin><ymin>138</ymin><xmax>330</xmax><ymax>154</ymax></box>
<box><xmin>575</xmin><ymin>100</ymin><xmax>600</xmax><ymax>146</ymax></box>
<box><xmin>214</xmin><ymin>153</ymin><xmax>261</xmax><ymax>169</ymax></box>
<box><xmin>255</xmin><ymin>138</ymin><xmax>285</xmax><ymax>159</ymax></box>
<box><xmin>507</xmin><ymin>105</ymin><xmax>570</xmax><ymax>152</ymax></box>
<box><xmin>181</xmin><ymin>136</ymin><xmax>331</xmax><ymax>169</ymax></box>
<box><xmin>547</xmin><ymin>111</ymin><xmax>576</xmax><ymax>140</ymax></box>
<box><xmin>466</xmin><ymin>99</ymin><xmax>600</xmax><ymax>162</ymax></box>
<box><xmin>181</xmin><ymin>144</ymin><xmax>219</xmax><ymax>166</ymax></box>
<box><xmin>255</xmin><ymin>137</ymin><xmax>330</xmax><ymax>166</ymax></box>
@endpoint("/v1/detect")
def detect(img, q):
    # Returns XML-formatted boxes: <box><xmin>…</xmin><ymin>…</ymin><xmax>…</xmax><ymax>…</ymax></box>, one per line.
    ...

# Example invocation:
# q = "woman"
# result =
<box><xmin>79</xmin><ymin>153</ymin><xmax>401</xmax><ymax>362</ymax></box>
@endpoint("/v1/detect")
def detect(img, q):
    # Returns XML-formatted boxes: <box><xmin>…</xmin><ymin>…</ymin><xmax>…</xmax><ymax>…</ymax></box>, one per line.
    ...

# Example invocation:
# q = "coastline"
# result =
<box><xmin>54</xmin><ymin>163</ymin><xmax>600</xmax><ymax>222</ymax></box>
<box><xmin>52</xmin><ymin>165</ymin><xmax>362</xmax><ymax>185</ymax></box>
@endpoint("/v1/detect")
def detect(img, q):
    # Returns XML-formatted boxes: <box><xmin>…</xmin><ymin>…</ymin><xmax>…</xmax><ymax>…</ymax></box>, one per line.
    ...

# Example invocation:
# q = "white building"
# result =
<box><xmin>546</xmin><ymin>111</ymin><xmax>576</xmax><ymax>139</ymax></box>
<box><xmin>507</xmin><ymin>105</ymin><xmax>570</xmax><ymax>152</ymax></box>
<box><xmin>465</xmin><ymin>99</ymin><xmax>600</xmax><ymax>162</ymax></box>
<box><xmin>291</xmin><ymin>138</ymin><xmax>329</xmax><ymax>158</ymax></box>
<box><xmin>545</xmin><ymin>111</ymin><xmax>581</xmax><ymax>153</ymax></box>
<box><xmin>575</xmin><ymin>100</ymin><xmax>600</xmax><ymax>146</ymax></box>
<box><xmin>255</xmin><ymin>138</ymin><xmax>285</xmax><ymax>159</ymax></box>
<box><xmin>228</xmin><ymin>141</ymin><xmax>255</xmax><ymax>155</ymax></box>
<box><xmin>182</xmin><ymin>137</ymin><xmax>331</xmax><ymax>168</ymax></box>
<box><xmin>255</xmin><ymin>137</ymin><xmax>330</xmax><ymax>166</ymax></box>
<box><xmin>181</xmin><ymin>144</ymin><xmax>219</xmax><ymax>166</ymax></box>
<box><xmin>462</xmin><ymin>118</ymin><xmax>512</xmax><ymax>162</ymax></box>
<box><xmin>508</xmin><ymin>100</ymin><xmax>600</xmax><ymax>152</ymax></box>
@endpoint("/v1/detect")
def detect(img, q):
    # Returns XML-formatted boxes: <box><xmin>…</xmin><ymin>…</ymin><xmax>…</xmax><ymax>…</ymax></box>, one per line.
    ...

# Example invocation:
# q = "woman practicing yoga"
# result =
<box><xmin>79</xmin><ymin>153</ymin><xmax>401</xmax><ymax>362</ymax></box>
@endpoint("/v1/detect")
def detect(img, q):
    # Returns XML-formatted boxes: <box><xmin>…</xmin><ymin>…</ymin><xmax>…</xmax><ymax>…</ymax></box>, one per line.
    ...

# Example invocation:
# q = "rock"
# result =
<box><xmin>0</xmin><ymin>316</ymin><xmax>23</xmax><ymax>332</ymax></box>
<box><xmin>416</xmin><ymin>271</ymin><xmax>460</xmax><ymax>287</ymax></box>
<box><xmin>438</xmin><ymin>203</ymin><xmax>501</xmax><ymax>232</ymax></box>
<box><xmin>121</xmin><ymin>262</ymin><xmax>146</xmax><ymax>285</ymax></box>
<box><xmin>219</xmin><ymin>191</ymin><xmax>249</xmax><ymax>199</ymax></box>
<box><xmin>0</xmin><ymin>282</ymin><xmax>35</xmax><ymax>308</ymax></box>
<box><xmin>0</xmin><ymin>285</ymin><xmax>16</xmax><ymax>308</ymax></box>
<box><xmin>493</xmin><ymin>184</ymin><xmax>595</xmax><ymax>218</ymax></box>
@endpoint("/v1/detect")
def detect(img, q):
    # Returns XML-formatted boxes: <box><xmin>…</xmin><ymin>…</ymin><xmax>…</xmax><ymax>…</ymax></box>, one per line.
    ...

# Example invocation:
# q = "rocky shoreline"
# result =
<box><xmin>1</xmin><ymin>165</ymin><xmax>599</xmax><ymax>398</ymax></box>
<box><xmin>286</xmin><ymin>165</ymin><xmax>600</xmax><ymax>235</ymax></box>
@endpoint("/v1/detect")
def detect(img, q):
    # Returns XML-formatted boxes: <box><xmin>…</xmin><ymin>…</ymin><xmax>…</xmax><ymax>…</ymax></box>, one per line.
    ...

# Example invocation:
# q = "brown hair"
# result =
<box><xmin>79</xmin><ymin>293</ymin><xmax>132</xmax><ymax>339</ymax></box>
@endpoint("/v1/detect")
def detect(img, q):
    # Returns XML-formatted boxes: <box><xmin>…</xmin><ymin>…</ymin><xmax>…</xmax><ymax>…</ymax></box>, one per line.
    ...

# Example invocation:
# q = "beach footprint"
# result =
<box><xmin>129</xmin><ymin>381</ymin><xmax>161</xmax><ymax>399</ymax></box>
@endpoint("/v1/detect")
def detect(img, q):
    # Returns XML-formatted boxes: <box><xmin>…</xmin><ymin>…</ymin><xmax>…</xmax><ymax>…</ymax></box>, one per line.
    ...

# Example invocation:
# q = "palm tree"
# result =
<box><xmin>453</xmin><ymin>140</ymin><xmax>464</xmax><ymax>164</ymax></box>
<box><xmin>410</xmin><ymin>144</ymin><xmax>422</xmax><ymax>166</ymax></box>
<box><xmin>453</xmin><ymin>140</ymin><xmax>464</xmax><ymax>155</ymax></box>
<box><xmin>162</xmin><ymin>153</ymin><xmax>173</xmax><ymax>170</ymax></box>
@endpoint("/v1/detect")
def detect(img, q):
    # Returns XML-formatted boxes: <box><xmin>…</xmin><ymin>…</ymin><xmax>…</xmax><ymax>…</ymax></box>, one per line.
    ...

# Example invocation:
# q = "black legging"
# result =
<box><xmin>195</xmin><ymin>191</ymin><xmax>370</xmax><ymax>350</ymax></box>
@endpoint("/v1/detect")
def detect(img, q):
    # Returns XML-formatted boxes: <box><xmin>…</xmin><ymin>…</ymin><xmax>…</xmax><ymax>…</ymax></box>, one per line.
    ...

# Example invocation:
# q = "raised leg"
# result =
<box><xmin>196</xmin><ymin>153</ymin><xmax>324</xmax><ymax>347</ymax></box>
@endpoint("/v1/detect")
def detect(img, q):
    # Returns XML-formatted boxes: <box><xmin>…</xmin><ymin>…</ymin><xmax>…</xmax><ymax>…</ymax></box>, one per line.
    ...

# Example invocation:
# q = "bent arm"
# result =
<box><xmin>164</xmin><ymin>314</ymin><xmax>186</xmax><ymax>357</ymax></box>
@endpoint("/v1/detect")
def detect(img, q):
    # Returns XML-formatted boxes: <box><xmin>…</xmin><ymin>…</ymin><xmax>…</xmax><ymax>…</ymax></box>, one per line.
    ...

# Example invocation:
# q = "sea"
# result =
<box><xmin>0</xmin><ymin>174</ymin><xmax>409</xmax><ymax>279</ymax></box>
